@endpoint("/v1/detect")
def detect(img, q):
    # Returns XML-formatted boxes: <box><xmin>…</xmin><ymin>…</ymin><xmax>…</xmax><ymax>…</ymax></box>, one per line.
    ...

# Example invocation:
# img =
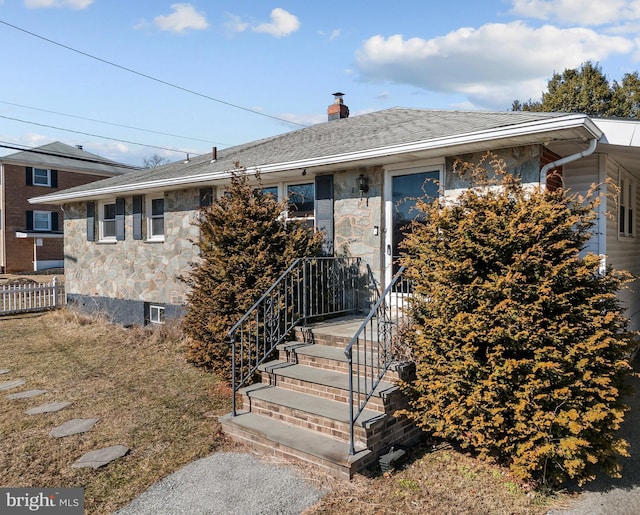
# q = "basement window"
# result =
<box><xmin>149</xmin><ymin>305</ymin><xmax>165</xmax><ymax>324</ymax></box>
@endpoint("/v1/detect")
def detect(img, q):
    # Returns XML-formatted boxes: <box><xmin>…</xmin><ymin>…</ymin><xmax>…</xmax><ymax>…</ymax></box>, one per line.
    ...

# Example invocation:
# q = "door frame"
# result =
<box><xmin>383</xmin><ymin>159</ymin><xmax>444</xmax><ymax>287</ymax></box>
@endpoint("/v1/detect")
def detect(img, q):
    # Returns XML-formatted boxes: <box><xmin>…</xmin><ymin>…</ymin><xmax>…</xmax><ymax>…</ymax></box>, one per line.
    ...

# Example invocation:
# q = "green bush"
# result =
<box><xmin>398</xmin><ymin>153</ymin><xmax>636</xmax><ymax>486</ymax></box>
<box><xmin>182</xmin><ymin>166</ymin><xmax>323</xmax><ymax>381</ymax></box>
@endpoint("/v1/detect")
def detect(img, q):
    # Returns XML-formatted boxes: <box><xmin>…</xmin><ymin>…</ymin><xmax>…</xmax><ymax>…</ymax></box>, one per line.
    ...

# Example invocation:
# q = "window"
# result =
<box><xmin>619</xmin><ymin>175</ymin><xmax>636</xmax><ymax>237</ymax></box>
<box><xmin>150</xmin><ymin>305</ymin><xmax>165</xmax><ymax>324</ymax></box>
<box><xmin>147</xmin><ymin>196</ymin><xmax>165</xmax><ymax>241</ymax></box>
<box><xmin>286</xmin><ymin>182</ymin><xmax>315</xmax><ymax>229</ymax></box>
<box><xmin>33</xmin><ymin>168</ymin><xmax>51</xmax><ymax>186</ymax></box>
<box><xmin>33</xmin><ymin>211</ymin><xmax>51</xmax><ymax>231</ymax></box>
<box><xmin>99</xmin><ymin>200</ymin><xmax>116</xmax><ymax>241</ymax></box>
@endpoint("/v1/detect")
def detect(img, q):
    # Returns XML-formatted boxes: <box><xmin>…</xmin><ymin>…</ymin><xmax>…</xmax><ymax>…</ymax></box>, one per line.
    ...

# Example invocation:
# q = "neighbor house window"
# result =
<box><xmin>99</xmin><ymin>200</ymin><xmax>116</xmax><ymax>241</ymax></box>
<box><xmin>33</xmin><ymin>211</ymin><xmax>52</xmax><ymax>231</ymax></box>
<box><xmin>147</xmin><ymin>195</ymin><xmax>165</xmax><ymax>241</ymax></box>
<box><xmin>619</xmin><ymin>175</ymin><xmax>636</xmax><ymax>237</ymax></box>
<box><xmin>150</xmin><ymin>305</ymin><xmax>165</xmax><ymax>324</ymax></box>
<box><xmin>33</xmin><ymin>168</ymin><xmax>51</xmax><ymax>186</ymax></box>
<box><xmin>286</xmin><ymin>182</ymin><xmax>315</xmax><ymax>229</ymax></box>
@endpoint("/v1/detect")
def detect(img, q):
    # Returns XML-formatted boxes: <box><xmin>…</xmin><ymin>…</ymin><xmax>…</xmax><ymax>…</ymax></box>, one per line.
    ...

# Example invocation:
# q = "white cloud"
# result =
<box><xmin>253</xmin><ymin>8</ymin><xmax>300</xmax><ymax>38</ymax></box>
<box><xmin>354</xmin><ymin>21</ymin><xmax>635</xmax><ymax>109</ymax></box>
<box><xmin>24</xmin><ymin>0</ymin><xmax>94</xmax><ymax>8</ymax></box>
<box><xmin>225</xmin><ymin>13</ymin><xmax>249</xmax><ymax>33</ymax></box>
<box><xmin>152</xmin><ymin>3</ymin><xmax>209</xmax><ymax>33</ymax></box>
<box><xmin>509</xmin><ymin>0</ymin><xmax>640</xmax><ymax>26</ymax></box>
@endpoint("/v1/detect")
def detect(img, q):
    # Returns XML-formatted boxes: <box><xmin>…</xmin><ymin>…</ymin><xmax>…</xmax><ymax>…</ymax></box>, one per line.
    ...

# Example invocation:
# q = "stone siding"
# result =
<box><xmin>333</xmin><ymin>166</ymin><xmax>384</xmax><ymax>283</ymax></box>
<box><xmin>64</xmin><ymin>188</ymin><xmax>201</xmax><ymax>309</ymax></box>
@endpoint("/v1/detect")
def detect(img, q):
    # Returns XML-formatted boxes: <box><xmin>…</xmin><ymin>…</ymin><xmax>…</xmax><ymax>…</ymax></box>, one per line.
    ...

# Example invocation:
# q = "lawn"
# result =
<box><xmin>0</xmin><ymin>310</ymin><xmax>563</xmax><ymax>514</ymax></box>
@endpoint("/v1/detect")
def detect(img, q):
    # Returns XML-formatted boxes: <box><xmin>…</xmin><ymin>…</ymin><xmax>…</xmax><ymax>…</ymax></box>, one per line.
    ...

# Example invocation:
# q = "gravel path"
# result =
<box><xmin>548</xmin><ymin>357</ymin><xmax>640</xmax><ymax>515</ymax></box>
<box><xmin>115</xmin><ymin>452</ymin><xmax>326</xmax><ymax>515</ymax></box>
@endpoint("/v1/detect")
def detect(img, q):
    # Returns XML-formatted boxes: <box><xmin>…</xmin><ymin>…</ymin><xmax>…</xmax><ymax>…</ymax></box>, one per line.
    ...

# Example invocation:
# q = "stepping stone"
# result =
<box><xmin>71</xmin><ymin>445</ymin><xmax>129</xmax><ymax>469</ymax></box>
<box><xmin>7</xmin><ymin>389</ymin><xmax>48</xmax><ymax>400</ymax></box>
<box><xmin>49</xmin><ymin>418</ymin><xmax>100</xmax><ymax>438</ymax></box>
<box><xmin>0</xmin><ymin>379</ymin><xmax>25</xmax><ymax>391</ymax></box>
<box><xmin>25</xmin><ymin>401</ymin><xmax>71</xmax><ymax>415</ymax></box>
<box><xmin>0</xmin><ymin>369</ymin><xmax>10</xmax><ymax>374</ymax></box>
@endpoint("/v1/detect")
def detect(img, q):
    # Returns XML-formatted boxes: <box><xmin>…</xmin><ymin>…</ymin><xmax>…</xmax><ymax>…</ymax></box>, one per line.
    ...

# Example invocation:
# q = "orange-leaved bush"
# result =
<box><xmin>182</xmin><ymin>166</ymin><xmax>323</xmax><ymax>381</ymax></box>
<box><xmin>398</xmin><ymin>153</ymin><xmax>636</xmax><ymax>486</ymax></box>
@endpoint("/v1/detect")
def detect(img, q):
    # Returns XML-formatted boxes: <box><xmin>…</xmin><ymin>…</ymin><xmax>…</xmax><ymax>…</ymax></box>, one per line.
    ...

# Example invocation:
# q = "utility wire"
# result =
<box><xmin>0</xmin><ymin>114</ymin><xmax>194</xmax><ymax>155</ymax></box>
<box><xmin>0</xmin><ymin>19</ymin><xmax>308</xmax><ymax>128</ymax></box>
<box><xmin>0</xmin><ymin>99</ymin><xmax>232</xmax><ymax>147</ymax></box>
<box><xmin>0</xmin><ymin>141</ymin><xmax>141</xmax><ymax>170</ymax></box>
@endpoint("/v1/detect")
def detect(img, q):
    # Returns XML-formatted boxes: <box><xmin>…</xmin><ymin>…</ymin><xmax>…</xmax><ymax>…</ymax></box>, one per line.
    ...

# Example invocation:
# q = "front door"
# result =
<box><xmin>384</xmin><ymin>168</ymin><xmax>440</xmax><ymax>286</ymax></box>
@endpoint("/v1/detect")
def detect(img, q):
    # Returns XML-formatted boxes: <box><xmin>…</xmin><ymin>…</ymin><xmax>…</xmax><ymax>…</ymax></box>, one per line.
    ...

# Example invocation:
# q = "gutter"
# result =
<box><xmin>32</xmin><ymin>114</ymin><xmax>603</xmax><ymax>205</ymax></box>
<box><xmin>540</xmin><ymin>138</ymin><xmax>598</xmax><ymax>184</ymax></box>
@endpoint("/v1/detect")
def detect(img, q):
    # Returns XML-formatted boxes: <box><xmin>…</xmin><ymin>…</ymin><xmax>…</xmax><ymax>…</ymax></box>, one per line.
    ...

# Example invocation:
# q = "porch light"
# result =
<box><xmin>356</xmin><ymin>173</ymin><xmax>369</xmax><ymax>197</ymax></box>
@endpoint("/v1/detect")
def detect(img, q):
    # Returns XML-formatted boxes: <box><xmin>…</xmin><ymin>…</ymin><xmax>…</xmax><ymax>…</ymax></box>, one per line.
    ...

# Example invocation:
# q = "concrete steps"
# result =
<box><xmin>220</xmin><ymin>317</ymin><xmax>422</xmax><ymax>479</ymax></box>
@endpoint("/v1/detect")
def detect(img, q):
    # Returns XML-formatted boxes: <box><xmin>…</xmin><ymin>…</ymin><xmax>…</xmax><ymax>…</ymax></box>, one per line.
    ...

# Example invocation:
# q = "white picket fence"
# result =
<box><xmin>0</xmin><ymin>277</ymin><xmax>66</xmax><ymax>316</ymax></box>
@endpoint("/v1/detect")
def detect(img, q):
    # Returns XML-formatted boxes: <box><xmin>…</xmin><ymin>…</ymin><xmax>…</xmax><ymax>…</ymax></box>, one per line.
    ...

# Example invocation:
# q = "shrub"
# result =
<box><xmin>182</xmin><ymin>166</ymin><xmax>323</xmax><ymax>380</ymax></box>
<box><xmin>398</xmin><ymin>153</ymin><xmax>636</xmax><ymax>486</ymax></box>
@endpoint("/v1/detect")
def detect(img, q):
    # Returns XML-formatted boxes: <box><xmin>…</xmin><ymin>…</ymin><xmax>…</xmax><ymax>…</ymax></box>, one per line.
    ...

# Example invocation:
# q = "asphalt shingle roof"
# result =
<box><xmin>31</xmin><ymin>108</ymin><xmax>570</xmax><ymax>199</ymax></box>
<box><xmin>1</xmin><ymin>141</ymin><xmax>131</xmax><ymax>176</ymax></box>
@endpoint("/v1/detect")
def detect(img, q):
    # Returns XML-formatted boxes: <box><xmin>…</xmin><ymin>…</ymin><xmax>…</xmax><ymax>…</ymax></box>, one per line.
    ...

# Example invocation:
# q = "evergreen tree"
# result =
<box><xmin>398</xmin><ymin>154</ymin><xmax>636</xmax><ymax>486</ymax></box>
<box><xmin>182</xmin><ymin>166</ymin><xmax>323</xmax><ymax>380</ymax></box>
<box><xmin>513</xmin><ymin>61</ymin><xmax>640</xmax><ymax>118</ymax></box>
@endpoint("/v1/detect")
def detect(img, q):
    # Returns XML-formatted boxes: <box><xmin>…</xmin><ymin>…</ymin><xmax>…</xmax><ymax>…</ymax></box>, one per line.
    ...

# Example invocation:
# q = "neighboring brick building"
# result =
<box><xmin>0</xmin><ymin>142</ymin><xmax>130</xmax><ymax>273</ymax></box>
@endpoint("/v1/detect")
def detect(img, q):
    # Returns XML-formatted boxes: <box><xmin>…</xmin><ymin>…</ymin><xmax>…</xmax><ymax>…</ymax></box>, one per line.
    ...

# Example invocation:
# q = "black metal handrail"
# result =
<box><xmin>345</xmin><ymin>266</ymin><xmax>411</xmax><ymax>455</ymax></box>
<box><xmin>229</xmin><ymin>256</ymin><xmax>365</xmax><ymax>416</ymax></box>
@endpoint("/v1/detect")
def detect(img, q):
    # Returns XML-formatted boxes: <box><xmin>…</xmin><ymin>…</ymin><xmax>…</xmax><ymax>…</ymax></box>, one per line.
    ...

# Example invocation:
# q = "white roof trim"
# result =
<box><xmin>30</xmin><ymin>114</ymin><xmax>602</xmax><ymax>204</ymax></box>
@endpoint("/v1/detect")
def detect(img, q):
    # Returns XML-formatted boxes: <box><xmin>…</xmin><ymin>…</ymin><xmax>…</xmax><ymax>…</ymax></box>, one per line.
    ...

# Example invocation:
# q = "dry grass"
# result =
<box><xmin>304</xmin><ymin>443</ymin><xmax>562</xmax><ymax>515</ymax></box>
<box><xmin>0</xmin><ymin>310</ymin><xmax>232</xmax><ymax>514</ymax></box>
<box><xmin>0</xmin><ymin>310</ymin><xmax>566</xmax><ymax>515</ymax></box>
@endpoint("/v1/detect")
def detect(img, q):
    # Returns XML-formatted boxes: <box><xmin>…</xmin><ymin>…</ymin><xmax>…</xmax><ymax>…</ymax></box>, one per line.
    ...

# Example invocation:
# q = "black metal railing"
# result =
<box><xmin>345</xmin><ymin>266</ymin><xmax>412</xmax><ymax>455</ymax></box>
<box><xmin>228</xmin><ymin>256</ymin><xmax>366</xmax><ymax>416</ymax></box>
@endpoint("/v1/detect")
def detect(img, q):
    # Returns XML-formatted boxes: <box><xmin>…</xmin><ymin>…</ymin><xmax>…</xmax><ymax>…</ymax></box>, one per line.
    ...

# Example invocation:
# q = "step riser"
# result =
<box><xmin>221</xmin><ymin>419</ymin><xmax>356</xmax><ymax>479</ymax></box>
<box><xmin>262</xmin><ymin>373</ymin><xmax>387</xmax><ymax>413</ymax></box>
<box><xmin>241</xmin><ymin>395</ymin><xmax>372</xmax><ymax>445</ymax></box>
<box><xmin>280</xmin><ymin>349</ymin><xmax>402</xmax><ymax>382</ymax></box>
<box><xmin>294</xmin><ymin>328</ymin><xmax>351</xmax><ymax>348</ymax></box>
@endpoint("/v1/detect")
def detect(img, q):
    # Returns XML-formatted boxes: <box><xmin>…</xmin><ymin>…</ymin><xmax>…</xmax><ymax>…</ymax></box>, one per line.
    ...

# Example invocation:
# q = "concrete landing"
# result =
<box><xmin>7</xmin><ymin>389</ymin><xmax>48</xmax><ymax>400</ymax></box>
<box><xmin>49</xmin><ymin>418</ymin><xmax>100</xmax><ymax>438</ymax></box>
<box><xmin>0</xmin><ymin>379</ymin><xmax>25</xmax><ymax>390</ymax></box>
<box><xmin>72</xmin><ymin>445</ymin><xmax>129</xmax><ymax>469</ymax></box>
<box><xmin>25</xmin><ymin>401</ymin><xmax>71</xmax><ymax>415</ymax></box>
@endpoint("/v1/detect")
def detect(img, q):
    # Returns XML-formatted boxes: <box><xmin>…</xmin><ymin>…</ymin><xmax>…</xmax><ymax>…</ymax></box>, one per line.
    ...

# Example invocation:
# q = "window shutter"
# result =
<box><xmin>115</xmin><ymin>197</ymin><xmax>125</xmax><ymax>241</ymax></box>
<box><xmin>315</xmin><ymin>175</ymin><xmax>334</xmax><ymax>256</ymax></box>
<box><xmin>199</xmin><ymin>187</ymin><xmax>213</xmax><ymax>207</ymax></box>
<box><xmin>26</xmin><ymin>167</ymin><xmax>33</xmax><ymax>186</ymax></box>
<box><xmin>26</xmin><ymin>210</ymin><xmax>34</xmax><ymax>231</ymax></box>
<box><xmin>51</xmin><ymin>170</ymin><xmax>58</xmax><ymax>188</ymax></box>
<box><xmin>51</xmin><ymin>212</ymin><xmax>59</xmax><ymax>232</ymax></box>
<box><xmin>132</xmin><ymin>195</ymin><xmax>143</xmax><ymax>240</ymax></box>
<box><xmin>87</xmin><ymin>201</ymin><xmax>95</xmax><ymax>242</ymax></box>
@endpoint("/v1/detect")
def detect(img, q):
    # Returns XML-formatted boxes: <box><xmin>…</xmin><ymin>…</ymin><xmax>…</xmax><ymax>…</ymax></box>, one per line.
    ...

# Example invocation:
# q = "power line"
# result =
<box><xmin>0</xmin><ymin>19</ymin><xmax>308</xmax><ymax>129</ymax></box>
<box><xmin>0</xmin><ymin>99</ymin><xmax>232</xmax><ymax>147</ymax></box>
<box><xmin>0</xmin><ymin>114</ymin><xmax>195</xmax><ymax>155</ymax></box>
<box><xmin>0</xmin><ymin>141</ymin><xmax>141</xmax><ymax>170</ymax></box>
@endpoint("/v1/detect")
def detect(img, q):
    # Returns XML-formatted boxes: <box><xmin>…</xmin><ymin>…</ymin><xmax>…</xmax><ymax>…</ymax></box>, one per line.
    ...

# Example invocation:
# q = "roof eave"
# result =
<box><xmin>30</xmin><ymin>114</ymin><xmax>601</xmax><ymax>205</ymax></box>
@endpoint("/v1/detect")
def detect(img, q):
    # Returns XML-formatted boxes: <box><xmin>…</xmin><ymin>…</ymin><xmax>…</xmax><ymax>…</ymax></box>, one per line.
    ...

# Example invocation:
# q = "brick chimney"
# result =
<box><xmin>327</xmin><ymin>92</ymin><xmax>349</xmax><ymax>121</ymax></box>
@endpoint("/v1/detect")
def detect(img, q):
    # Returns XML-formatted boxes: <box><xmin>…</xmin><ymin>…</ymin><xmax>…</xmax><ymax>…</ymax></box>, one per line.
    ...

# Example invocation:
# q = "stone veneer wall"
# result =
<box><xmin>333</xmin><ymin>166</ymin><xmax>384</xmax><ymax>284</ymax></box>
<box><xmin>64</xmin><ymin>188</ymin><xmax>201</xmax><ymax>323</ymax></box>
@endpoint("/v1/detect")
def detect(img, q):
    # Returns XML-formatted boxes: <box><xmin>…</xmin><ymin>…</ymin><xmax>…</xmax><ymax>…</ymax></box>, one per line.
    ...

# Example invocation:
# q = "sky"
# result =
<box><xmin>0</xmin><ymin>0</ymin><xmax>639</xmax><ymax>166</ymax></box>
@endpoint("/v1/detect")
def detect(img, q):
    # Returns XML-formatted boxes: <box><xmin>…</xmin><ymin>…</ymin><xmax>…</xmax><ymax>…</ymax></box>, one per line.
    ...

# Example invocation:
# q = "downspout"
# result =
<box><xmin>540</xmin><ymin>138</ymin><xmax>598</xmax><ymax>185</ymax></box>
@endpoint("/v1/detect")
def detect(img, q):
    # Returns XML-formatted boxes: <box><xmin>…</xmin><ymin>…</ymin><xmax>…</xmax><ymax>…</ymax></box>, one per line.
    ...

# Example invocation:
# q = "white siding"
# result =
<box><xmin>605</xmin><ymin>156</ymin><xmax>640</xmax><ymax>331</ymax></box>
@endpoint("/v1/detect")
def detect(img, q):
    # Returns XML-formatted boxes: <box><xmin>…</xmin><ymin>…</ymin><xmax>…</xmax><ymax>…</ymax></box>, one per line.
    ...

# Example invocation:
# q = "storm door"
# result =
<box><xmin>384</xmin><ymin>168</ymin><xmax>440</xmax><ymax>286</ymax></box>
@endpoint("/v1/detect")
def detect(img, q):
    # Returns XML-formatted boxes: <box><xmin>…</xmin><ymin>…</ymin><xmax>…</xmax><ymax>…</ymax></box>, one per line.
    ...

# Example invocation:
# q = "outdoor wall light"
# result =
<box><xmin>357</xmin><ymin>173</ymin><xmax>369</xmax><ymax>198</ymax></box>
